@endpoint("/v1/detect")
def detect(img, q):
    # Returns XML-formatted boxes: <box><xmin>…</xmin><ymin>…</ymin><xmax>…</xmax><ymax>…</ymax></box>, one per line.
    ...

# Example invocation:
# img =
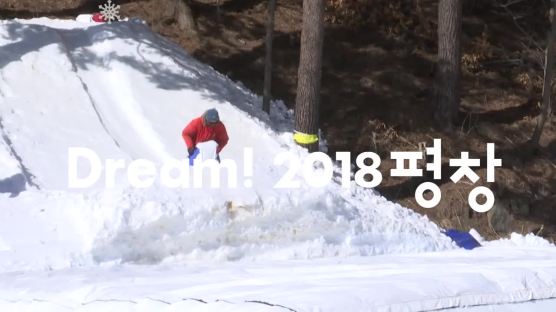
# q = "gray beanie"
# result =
<box><xmin>203</xmin><ymin>108</ymin><xmax>220</xmax><ymax>124</ymax></box>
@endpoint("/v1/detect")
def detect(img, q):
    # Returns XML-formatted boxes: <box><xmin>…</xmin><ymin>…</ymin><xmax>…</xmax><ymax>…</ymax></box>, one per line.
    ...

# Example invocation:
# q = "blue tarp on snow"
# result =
<box><xmin>443</xmin><ymin>229</ymin><xmax>481</xmax><ymax>250</ymax></box>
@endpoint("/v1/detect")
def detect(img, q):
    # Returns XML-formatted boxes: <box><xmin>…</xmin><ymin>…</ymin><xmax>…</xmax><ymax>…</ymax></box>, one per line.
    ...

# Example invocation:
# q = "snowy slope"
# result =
<box><xmin>0</xmin><ymin>18</ymin><xmax>555</xmax><ymax>311</ymax></box>
<box><xmin>0</xmin><ymin>18</ymin><xmax>453</xmax><ymax>268</ymax></box>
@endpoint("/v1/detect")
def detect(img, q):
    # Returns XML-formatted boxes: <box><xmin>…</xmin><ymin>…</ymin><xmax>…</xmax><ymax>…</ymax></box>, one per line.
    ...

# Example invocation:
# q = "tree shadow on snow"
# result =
<box><xmin>0</xmin><ymin>20</ymin><xmax>291</xmax><ymax>133</ymax></box>
<box><xmin>0</xmin><ymin>173</ymin><xmax>26</xmax><ymax>197</ymax></box>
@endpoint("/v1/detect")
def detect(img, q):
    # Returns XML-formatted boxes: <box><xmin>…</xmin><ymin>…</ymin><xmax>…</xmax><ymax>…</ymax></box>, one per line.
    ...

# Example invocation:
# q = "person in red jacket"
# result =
<box><xmin>182</xmin><ymin>108</ymin><xmax>229</xmax><ymax>161</ymax></box>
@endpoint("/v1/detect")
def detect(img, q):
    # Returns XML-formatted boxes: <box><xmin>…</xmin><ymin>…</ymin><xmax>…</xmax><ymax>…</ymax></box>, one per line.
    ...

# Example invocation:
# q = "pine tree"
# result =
<box><xmin>263</xmin><ymin>0</ymin><xmax>277</xmax><ymax>114</ymax></box>
<box><xmin>434</xmin><ymin>0</ymin><xmax>463</xmax><ymax>130</ymax></box>
<box><xmin>531</xmin><ymin>0</ymin><xmax>556</xmax><ymax>145</ymax></box>
<box><xmin>294</xmin><ymin>0</ymin><xmax>325</xmax><ymax>151</ymax></box>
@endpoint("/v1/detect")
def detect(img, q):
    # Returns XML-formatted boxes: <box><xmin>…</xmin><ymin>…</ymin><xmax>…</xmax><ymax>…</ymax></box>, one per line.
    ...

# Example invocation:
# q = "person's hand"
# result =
<box><xmin>216</xmin><ymin>154</ymin><xmax>221</xmax><ymax>163</ymax></box>
<box><xmin>188</xmin><ymin>147</ymin><xmax>195</xmax><ymax>157</ymax></box>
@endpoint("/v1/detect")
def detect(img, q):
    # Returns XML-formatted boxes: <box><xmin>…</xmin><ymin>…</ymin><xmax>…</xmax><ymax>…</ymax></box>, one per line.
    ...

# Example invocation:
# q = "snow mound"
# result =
<box><xmin>0</xmin><ymin>18</ymin><xmax>454</xmax><ymax>271</ymax></box>
<box><xmin>485</xmin><ymin>233</ymin><xmax>555</xmax><ymax>248</ymax></box>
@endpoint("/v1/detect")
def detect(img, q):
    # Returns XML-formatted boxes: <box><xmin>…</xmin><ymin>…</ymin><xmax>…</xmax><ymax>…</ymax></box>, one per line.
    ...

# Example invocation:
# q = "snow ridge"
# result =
<box><xmin>55</xmin><ymin>28</ymin><xmax>124</xmax><ymax>151</ymax></box>
<box><xmin>0</xmin><ymin>115</ymin><xmax>38</xmax><ymax>190</ymax></box>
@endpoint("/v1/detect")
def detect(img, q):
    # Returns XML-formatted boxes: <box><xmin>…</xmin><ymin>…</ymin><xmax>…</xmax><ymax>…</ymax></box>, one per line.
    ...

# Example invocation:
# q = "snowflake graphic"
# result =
<box><xmin>99</xmin><ymin>0</ymin><xmax>121</xmax><ymax>23</ymax></box>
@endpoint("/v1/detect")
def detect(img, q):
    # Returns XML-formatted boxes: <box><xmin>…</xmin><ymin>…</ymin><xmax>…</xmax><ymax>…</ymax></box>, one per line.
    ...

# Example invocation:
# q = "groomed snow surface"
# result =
<box><xmin>0</xmin><ymin>17</ymin><xmax>555</xmax><ymax>311</ymax></box>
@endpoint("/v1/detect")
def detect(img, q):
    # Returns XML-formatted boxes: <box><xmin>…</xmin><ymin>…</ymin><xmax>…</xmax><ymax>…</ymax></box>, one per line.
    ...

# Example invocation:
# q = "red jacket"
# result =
<box><xmin>182</xmin><ymin>117</ymin><xmax>229</xmax><ymax>154</ymax></box>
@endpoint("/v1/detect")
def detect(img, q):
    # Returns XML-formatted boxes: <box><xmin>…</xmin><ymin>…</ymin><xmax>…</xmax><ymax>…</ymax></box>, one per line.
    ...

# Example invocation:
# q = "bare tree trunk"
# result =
<box><xmin>175</xmin><ymin>0</ymin><xmax>198</xmax><ymax>36</ymax></box>
<box><xmin>263</xmin><ymin>0</ymin><xmax>276</xmax><ymax>114</ymax></box>
<box><xmin>162</xmin><ymin>0</ymin><xmax>198</xmax><ymax>39</ymax></box>
<box><xmin>216</xmin><ymin>0</ymin><xmax>222</xmax><ymax>23</ymax></box>
<box><xmin>434</xmin><ymin>0</ymin><xmax>462</xmax><ymax>130</ymax></box>
<box><xmin>531</xmin><ymin>0</ymin><xmax>556</xmax><ymax>145</ymax></box>
<box><xmin>294</xmin><ymin>0</ymin><xmax>325</xmax><ymax>152</ymax></box>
